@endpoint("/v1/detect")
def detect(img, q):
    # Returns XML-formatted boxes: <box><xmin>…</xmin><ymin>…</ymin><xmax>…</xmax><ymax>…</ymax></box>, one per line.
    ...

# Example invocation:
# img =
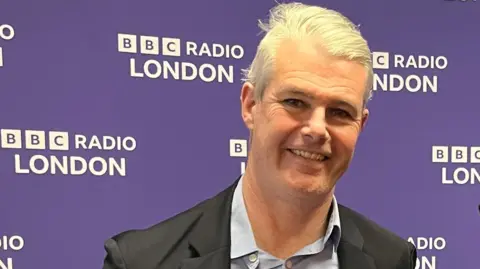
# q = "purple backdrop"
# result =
<box><xmin>0</xmin><ymin>0</ymin><xmax>478</xmax><ymax>268</ymax></box>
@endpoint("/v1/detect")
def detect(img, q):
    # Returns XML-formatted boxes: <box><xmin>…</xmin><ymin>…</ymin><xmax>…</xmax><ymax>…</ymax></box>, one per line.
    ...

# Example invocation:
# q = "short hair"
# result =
<box><xmin>241</xmin><ymin>2</ymin><xmax>374</xmax><ymax>106</ymax></box>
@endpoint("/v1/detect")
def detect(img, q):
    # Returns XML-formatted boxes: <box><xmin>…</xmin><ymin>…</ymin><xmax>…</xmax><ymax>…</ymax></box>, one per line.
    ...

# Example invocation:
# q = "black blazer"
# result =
<box><xmin>102</xmin><ymin>179</ymin><xmax>417</xmax><ymax>269</ymax></box>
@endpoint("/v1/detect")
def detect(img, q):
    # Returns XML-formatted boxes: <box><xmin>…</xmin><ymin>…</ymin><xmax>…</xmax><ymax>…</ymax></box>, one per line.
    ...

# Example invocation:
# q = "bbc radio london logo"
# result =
<box><xmin>371</xmin><ymin>51</ymin><xmax>448</xmax><ymax>94</ymax></box>
<box><xmin>0</xmin><ymin>129</ymin><xmax>137</xmax><ymax>177</ymax></box>
<box><xmin>432</xmin><ymin>145</ymin><xmax>480</xmax><ymax>185</ymax></box>
<box><xmin>117</xmin><ymin>33</ymin><xmax>245</xmax><ymax>84</ymax></box>
<box><xmin>0</xmin><ymin>24</ymin><xmax>15</xmax><ymax>68</ymax></box>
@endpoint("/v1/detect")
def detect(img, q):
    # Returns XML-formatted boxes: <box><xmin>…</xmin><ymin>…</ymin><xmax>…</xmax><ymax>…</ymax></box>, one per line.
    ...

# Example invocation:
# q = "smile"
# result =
<box><xmin>288</xmin><ymin>149</ymin><xmax>329</xmax><ymax>162</ymax></box>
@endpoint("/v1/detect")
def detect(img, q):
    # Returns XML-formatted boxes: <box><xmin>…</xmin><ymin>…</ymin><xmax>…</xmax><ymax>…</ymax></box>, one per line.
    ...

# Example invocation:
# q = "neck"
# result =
<box><xmin>241</xmin><ymin>170</ymin><xmax>334</xmax><ymax>259</ymax></box>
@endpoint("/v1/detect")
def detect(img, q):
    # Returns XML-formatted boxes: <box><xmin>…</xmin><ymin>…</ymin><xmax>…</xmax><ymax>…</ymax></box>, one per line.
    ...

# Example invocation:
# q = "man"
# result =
<box><xmin>103</xmin><ymin>2</ymin><xmax>417</xmax><ymax>269</ymax></box>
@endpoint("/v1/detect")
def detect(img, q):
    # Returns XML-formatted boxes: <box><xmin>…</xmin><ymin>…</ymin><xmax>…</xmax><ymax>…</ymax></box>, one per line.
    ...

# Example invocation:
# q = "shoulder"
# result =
<box><xmin>102</xmin><ymin>180</ymin><xmax>238</xmax><ymax>269</ymax></box>
<box><xmin>102</xmin><ymin>199</ymin><xmax>210</xmax><ymax>269</ymax></box>
<box><xmin>338</xmin><ymin>204</ymin><xmax>417</xmax><ymax>268</ymax></box>
<box><xmin>338</xmin><ymin>204</ymin><xmax>407</xmax><ymax>246</ymax></box>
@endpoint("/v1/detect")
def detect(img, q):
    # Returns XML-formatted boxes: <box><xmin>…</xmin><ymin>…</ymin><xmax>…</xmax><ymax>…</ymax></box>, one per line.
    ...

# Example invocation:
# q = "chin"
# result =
<box><xmin>284</xmin><ymin>173</ymin><xmax>333</xmax><ymax>194</ymax></box>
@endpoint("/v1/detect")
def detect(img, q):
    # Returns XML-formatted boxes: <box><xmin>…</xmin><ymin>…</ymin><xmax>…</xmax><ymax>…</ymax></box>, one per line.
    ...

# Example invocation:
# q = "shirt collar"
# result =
<box><xmin>230</xmin><ymin>175</ymin><xmax>258</xmax><ymax>258</ymax></box>
<box><xmin>230</xmin><ymin>175</ymin><xmax>342</xmax><ymax>259</ymax></box>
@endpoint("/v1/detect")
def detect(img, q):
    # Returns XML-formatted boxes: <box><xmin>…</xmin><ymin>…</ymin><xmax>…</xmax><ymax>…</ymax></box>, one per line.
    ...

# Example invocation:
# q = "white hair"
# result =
<box><xmin>241</xmin><ymin>2</ymin><xmax>374</xmax><ymax>106</ymax></box>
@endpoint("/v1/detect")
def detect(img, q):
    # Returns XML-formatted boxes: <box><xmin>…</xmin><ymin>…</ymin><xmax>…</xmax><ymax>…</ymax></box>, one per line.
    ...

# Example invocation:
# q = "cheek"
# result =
<box><xmin>269</xmin><ymin>116</ymin><xmax>298</xmax><ymax>145</ymax></box>
<box><xmin>331</xmin><ymin>127</ymin><xmax>361</xmax><ymax>155</ymax></box>
<box><xmin>262</xmin><ymin>107</ymin><xmax>296</xmax><ymax>137</ymax></box>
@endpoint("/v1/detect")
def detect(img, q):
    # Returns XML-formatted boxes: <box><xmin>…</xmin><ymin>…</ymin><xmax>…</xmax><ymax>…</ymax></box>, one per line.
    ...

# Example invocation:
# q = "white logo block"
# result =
<box><xmin>432</xmin><ymin>146</ymin><xmax>448</xmax><ymax>163</ymax></box>
<box><xmin>230</xmin><ymin>139</ymin><xmax>247</xmax><ymax>157</ymax></box>
<box><xmin>162</xmin><ymin>37</ymin><xmax>181</xmax><ymax>57</ymax></box>
<box><xmin>49</xmin><ymin>131</ymin><xmax>69</xmax><ymax>151</ymax></box>
<box><xmin>1</xmin><ymin>129</ymin><xmax>21</xmax><ymax>149</ymax></box>
<box><xmin>118</xmin><ymin>33</ymin><xmax>137</xmax><ymax>53</ymax></box>
<box><xmin>372</xmin><ymin>52</ymin><xmax>390</xmax><ymax>69</ymax></box>
<box><xmin>451</xmin><ymin>146</ymin><xmax>468</xmax><ymax>163</ymax></box>
<box><xmin>470</xmin><ymin>147</ymin><xmax>480</xmax><ymax>163</ymax></box>
<box><xmin>25</xmin><ymin>130</ymin><xmax>46</xmax><ymax>149</ymax></box>
<box><xmin>140</xmin><ymin>35</ymin><xmax>159</xmax><ymax>55</ymax></box>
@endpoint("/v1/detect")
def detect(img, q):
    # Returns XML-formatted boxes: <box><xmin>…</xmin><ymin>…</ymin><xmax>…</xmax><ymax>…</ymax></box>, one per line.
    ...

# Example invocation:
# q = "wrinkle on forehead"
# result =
<box><xmin>269</xmin><ymin>40</ymin><xmax>368</xmax><ymax>106</ymax></box>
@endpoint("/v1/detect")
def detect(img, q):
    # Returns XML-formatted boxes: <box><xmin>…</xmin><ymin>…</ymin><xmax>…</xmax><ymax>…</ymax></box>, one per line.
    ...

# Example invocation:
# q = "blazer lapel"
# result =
<box><xmin>338</xmin><ymin>241</ymin><xmax>376</xmax><ymax>269</ymax></box>
<box><xmin>337</xmin><ymin>206</ymin><xmax>376</xmax><ymax>269</ymax></box>
<box><xmin>178</xmin><ymin>179</ymin><xmax>240</xmax><ymax>269</ymax></box>
<box><xmin>178</xmin><ymin>247</ymin><xmax>230</xmax><ymax>269</ymax></box>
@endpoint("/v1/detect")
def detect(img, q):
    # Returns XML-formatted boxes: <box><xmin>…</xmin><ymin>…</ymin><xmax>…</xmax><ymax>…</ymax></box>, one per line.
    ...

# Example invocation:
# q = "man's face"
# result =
<box><xmin>240</xmin><ymin>39</ymin><xmax>369</xmax><ymax>196</ymax></box>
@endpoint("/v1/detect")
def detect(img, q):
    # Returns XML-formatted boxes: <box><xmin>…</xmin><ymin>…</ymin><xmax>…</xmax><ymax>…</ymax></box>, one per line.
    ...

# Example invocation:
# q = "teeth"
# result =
<box><xmin>291</xmin><ymin>149</ymin><xmax>326</xmax><ymax>161</ymax></box>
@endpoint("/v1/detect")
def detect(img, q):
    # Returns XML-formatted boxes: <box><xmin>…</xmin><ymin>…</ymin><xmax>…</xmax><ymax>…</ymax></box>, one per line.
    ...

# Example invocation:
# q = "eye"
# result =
<box><xmin>329</xmin><ymin>108</ymin><xmax>351</xmax><ymax>118</ymax></box>
<box><xmin>282</xmin><ymin>98</ymin><xmax>307</xmax><ymax>108</ymax></box>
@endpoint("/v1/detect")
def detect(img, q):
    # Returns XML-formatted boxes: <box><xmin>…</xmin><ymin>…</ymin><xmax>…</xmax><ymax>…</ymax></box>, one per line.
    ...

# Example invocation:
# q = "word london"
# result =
<box><xmin>129</xmin><ymin>58</ymin><xmax>234</xmax><ymax>83</ymax></box>
<box><xmin>13</xmin><ymin>135</ymin><xmax>132</xmax><ymax>176</ymax></box>
<box><xmin>441</xmin><ymin>167</ymin><xmax>480</xmax><ymax>185</ymax></box>
<box><xmin>13</xmin><ymin>154</ymin><xmax>127</xmax><ymax>176</ymax></box>
<box><xmin>373</xmin><ymin>74</ymin><xmax>438</xmax><ymax>93</ymax></box>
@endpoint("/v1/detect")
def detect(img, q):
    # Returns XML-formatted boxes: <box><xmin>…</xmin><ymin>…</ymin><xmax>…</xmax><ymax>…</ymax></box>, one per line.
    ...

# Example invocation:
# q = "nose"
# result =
<box><xmin>300</xmin><ymin>108</ymin><xmax>331</xmax><ymax>142</ymax></box>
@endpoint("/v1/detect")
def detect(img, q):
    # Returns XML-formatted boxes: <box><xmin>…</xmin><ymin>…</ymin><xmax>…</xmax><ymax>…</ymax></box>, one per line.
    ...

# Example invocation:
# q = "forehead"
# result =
<box><xmin>270</xmin><ymin>39</ymin><xmax>368</xmax><ymax>105</ymax></box>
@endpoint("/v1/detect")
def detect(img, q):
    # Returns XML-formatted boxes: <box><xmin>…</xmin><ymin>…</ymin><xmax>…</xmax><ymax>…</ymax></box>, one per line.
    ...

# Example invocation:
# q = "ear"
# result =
<box><xmin>240</xmin><ymin>82</ymin><xmax>256</xmax><ymax>130</ymax></box>
<box><xmin>360</xmin><ymin>108</ymin><xmax>369</xmax><ymax>131</ymax></box>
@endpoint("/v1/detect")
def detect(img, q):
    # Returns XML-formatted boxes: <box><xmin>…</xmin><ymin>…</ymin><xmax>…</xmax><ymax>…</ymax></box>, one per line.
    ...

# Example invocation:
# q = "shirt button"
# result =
<box><xmin>248</xmin><ymin>253</ymin><xmax>257</xmax><ymax>263</ymax></box>
<box><xmin>285</xmin><ymin>260</ymin><xmax>293</xmax><ymax>268</ymax></box>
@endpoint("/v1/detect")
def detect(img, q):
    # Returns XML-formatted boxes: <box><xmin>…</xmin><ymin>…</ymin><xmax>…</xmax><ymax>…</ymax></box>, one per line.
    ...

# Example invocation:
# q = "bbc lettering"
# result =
<box><xmin>118</xmin><ymin>34</ymin><xmax>179</xmax><ymax>57</ymax></box>
<box><xmin>1</xmin><ymin>129</ymin><xmax>69</xmax><ymax>151</ymax></box>
<box><xmin>432</xmin><ymin>146</ymin><xmax>480</xmax><ymax>163</ymax></box>
<box><xmin>117</xmin><ymin>33</ymin><xmax>244</xmax><ymax>59</ymax></box>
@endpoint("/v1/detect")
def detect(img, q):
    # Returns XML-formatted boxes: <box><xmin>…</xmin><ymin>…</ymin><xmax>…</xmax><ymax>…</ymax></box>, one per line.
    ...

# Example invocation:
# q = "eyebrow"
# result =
<box><xmin>278</xmin><ymin>86</ymin><xmax>360</xmax><ymax>113</ymax></box>
<box><xmin>280</xmin><ymin>87</ymin><xmax>315</xmax><ymax>99</ymax></box>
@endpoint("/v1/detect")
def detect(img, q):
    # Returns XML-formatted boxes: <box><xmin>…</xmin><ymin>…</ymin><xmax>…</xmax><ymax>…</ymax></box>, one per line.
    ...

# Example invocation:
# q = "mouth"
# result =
<box><xmin>287</xmin><ymin>149</ymin><xmax>330</xmax><ymax>162</ymax></box>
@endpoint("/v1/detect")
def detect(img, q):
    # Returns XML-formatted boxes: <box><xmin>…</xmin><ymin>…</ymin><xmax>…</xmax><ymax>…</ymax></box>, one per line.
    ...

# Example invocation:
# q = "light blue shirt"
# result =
<box><xmin>230</xmin><ymin>176</ymin><xmax>341</xmax><ymax>269</ymax></box>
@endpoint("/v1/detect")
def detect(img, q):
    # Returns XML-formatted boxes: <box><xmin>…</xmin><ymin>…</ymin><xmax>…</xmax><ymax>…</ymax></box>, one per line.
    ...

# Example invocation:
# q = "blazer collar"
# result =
<box><xmin>178</xmin><ymin>178</ymin><xmax>239</xmax><ymax>269</ymax></box>
<box><xmin>178</xmin><ymin>178</ymin><xmax>376</xmax><ymax>269</ymax></box>
<box><xmin>337</xmin><ymin>205</ymin><xmax>377</xmax><ymax>269</ymax></box>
